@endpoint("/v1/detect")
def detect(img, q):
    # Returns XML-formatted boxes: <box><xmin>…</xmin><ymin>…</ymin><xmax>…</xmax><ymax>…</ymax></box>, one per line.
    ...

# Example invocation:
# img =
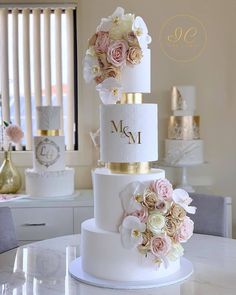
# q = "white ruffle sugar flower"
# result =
<box><xmin>119</xmin><ymin>215</ymin><xmax>146</xmax><ymax>249</ymax></box>
<box><xmin>95</xmin><ymin>77</ymin><xmax>123</xmax><ymax>104</ymax></box>
<box><xmin>96</xmin><ymin>7</ymin><xmax>125</xmax><ymax>32</ymax></box>
<box><xmin>172</xmin><ymin>189</ymin><xmax>197</xmax><ymax>214</ymax></box>
<box><xmin>83</xmin><ymin>54</ymin><xmax>101</xmax><ymax>83</ymax></box>
<box><xmin>132</xmin><ymin>16</ymin><xmax>152</xmax><ymax>48</ymax></box>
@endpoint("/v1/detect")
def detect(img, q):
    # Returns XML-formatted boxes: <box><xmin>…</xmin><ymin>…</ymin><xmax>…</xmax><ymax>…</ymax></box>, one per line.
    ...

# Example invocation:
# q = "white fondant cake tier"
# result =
<box><xmin>120</xmin><ymin>49</ymin><xmax>150</xmax><ymax>93</ymax></box>
<box><xmin>37</xmin><ymin>106</ymin><xmax>61</xmax><ymax>130</ymax></box>
<box><xmin>25</xmin><ymin>168</ymin><xmax>74</xmax><ymax>197</ymax></box>
<box><xmin>93</xmin><ymin>168</ymin><xmax>165</xmax><ymax>232</ymax></box>
<box><xmin>100</xmin><ymin>104</ymin><xmax>158</xmax><ymax>163</ymax></box>
<box><xmin>172</xmin><ymin>86</ymin><xmax>196</xmax><ymax>116</ymax></box>
<box><xmin>164</xmin><ymin>139</ymin><xmax>204</xmax><ymax>166</ymax></box>
<box><xmin>33</xmin><ymin>136</ymin><xmax>65</xmax><ymax>172</ymax></box>
<box><xmin>81</xmin><ymin>219</ymin><xmax>180</xmax><ymax>282</ymax></box>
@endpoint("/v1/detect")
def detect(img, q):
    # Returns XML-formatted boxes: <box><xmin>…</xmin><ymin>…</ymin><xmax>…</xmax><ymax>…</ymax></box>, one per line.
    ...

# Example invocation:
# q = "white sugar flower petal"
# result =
<box><xmin>83</xmin><ymin>54</ymin><xmax>100</xmax><ymax>83</ymax></box>
<box><xmin>119</xmin><ymin>216</ymin><xmax>146</xmax><ymax>249</ymax></box>
<box><xmin>96</xmin><ymin>7</ymin><xmax>125</xmax><ymax>32</ymax></box>
<box><xmin>132</xmin><ymin>16</ymin><xmax>152</xmax><ymax>48</ymax></box>
<box><xmin>95</xmin><ymin>77</ymin><xmax>123</xmax><ymax>104</ymax></box>
<box><xmin>120</xmin><ymin>181</ymin><xmax>145</xmax><ymax>213</ymax></box>
<box><xmin>173</xmin><ymin>189</ymin><xmax>197</xmax><ymax>214</ymax></box>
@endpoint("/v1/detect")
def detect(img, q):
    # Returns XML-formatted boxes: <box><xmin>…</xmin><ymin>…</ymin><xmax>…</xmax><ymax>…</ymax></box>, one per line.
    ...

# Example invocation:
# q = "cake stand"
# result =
<box><xmin>69</xmin><ymin>257</ymin><xmax>193</xmax><ymax>290</ymax></box>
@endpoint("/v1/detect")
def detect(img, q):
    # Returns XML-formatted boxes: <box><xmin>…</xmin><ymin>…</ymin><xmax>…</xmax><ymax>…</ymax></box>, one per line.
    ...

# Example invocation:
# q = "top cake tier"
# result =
<box><xmin>171</xmin><ymin>86</ymin><xmax>196</xmax><ymax>116</ymax></box>
<box><xmin>37</xmin><ymin>106</ymin><xmax>61</xmax><ymax>130</ymax></box>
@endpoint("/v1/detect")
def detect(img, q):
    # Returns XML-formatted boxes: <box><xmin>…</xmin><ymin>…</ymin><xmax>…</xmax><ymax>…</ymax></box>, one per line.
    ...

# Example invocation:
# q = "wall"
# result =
<box><xmin>77</xmin><ymin>0</ymin><xmax>236</xmax><ymax>237</ymax></box>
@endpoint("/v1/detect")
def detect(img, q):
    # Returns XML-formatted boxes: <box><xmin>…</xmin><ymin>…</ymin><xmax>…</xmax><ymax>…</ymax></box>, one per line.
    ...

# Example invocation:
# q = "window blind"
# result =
<box><xmin>0</xmin><ymin>4</ymin><xmax>77</xmax><ymax>151</ymax></box>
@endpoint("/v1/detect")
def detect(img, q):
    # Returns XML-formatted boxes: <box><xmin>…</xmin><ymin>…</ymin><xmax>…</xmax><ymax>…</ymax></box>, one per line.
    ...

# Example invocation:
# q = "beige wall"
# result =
<box><xmin>77</xmin><ymin>0</ymin><xmax>236</xmax><ymax>237</ymax></box>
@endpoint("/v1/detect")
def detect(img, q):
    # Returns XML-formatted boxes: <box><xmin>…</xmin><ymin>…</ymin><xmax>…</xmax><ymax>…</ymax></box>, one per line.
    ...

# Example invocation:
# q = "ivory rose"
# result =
<box><xmin>174</xmin><ymin>216</ymin><xmax>194</xmax><ymax>243</ymax></box>
<box><xmin>147</xmin><ymin>212</ymin><xmax>165</xmax><ymax>234</ymax></box>
<box><xmin>94</xmin><ymin>31</ymin><xmax>110</xmax><ymax>53</ymax></box>
<box><xmin>107</xmin><ymin>40</ymin><xmax>128</xmax><ymax>67</ymax></box>
<box><xmin>150</xmin><ymin>235</ymin><xmax>171</xmax><ymax>258</ymax></box>
<box><xmin>150</xmin><ymin>178</ymin><xmax>173</xmax><ymax>201</ymax></box>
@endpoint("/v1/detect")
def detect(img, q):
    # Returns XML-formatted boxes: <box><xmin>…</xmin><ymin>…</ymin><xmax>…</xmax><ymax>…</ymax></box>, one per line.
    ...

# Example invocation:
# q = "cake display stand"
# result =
<box><xmin>69</xmin><ymin>257</ymin><xmax>193</xmax><ymax>290</ymax></box>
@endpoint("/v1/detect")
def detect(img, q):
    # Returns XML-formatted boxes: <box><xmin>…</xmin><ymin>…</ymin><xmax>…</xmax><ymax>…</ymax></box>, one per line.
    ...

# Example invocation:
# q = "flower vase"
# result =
<box><xmin>0</xmin><ymin>150</ymin><xmax>21</xmax><ymax>194</ymax></box>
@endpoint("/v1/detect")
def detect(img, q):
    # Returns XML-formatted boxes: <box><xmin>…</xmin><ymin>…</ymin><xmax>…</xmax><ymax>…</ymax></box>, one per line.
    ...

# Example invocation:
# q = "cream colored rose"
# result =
<box><xmin>169</xmin><ymin>204</ymin><xmax>186</xmax><ymax>221</ymax></box>
<box><xmin>165</xmin><ymin>217</ymin><xmax>179</xmax><ymax>237</ymax></box>
<box><xmin>109</xmin><ymin>14</ymin><xmax>134</xmax><ymax>39</ymax></box>
<box><xmin>147</xmin><ymin>212</ymin><xmax>165</xmax><ymax>234</ymax></box>
<box><xmin>167</xmin><ymin>243</ymin><xmax>184</xmax><ymax>261</ymax></box>
<box><xmin>142</xmin><ymin>188</ymin><xmax>158</xmax><ymax>210</ymax></box>
<box><xmin>127</xmin><ymin>46</ymin><xmax>143</xmax><ymax>65</ymax></box>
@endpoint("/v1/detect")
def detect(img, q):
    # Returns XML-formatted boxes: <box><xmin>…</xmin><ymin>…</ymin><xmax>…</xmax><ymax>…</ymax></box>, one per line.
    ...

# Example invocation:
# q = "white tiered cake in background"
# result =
<box><xmin>25</xmin><ymin>106</ymin><xmax>75</xmax><ymax>198</ymax></box>
<box><xmin>164</xmin><ymin>86</ymin><xmax>204</xmax><ymax>166</ymax></box>
<box><xmin>70</xmin><ymin>7</ymin><xmax>195</xmax><ymax>288</ymax></box>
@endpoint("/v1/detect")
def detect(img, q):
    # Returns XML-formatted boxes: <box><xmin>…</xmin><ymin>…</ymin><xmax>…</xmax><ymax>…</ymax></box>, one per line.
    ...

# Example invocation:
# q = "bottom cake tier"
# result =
<box><xmin>25</xmin><ymin>167</ymin><xmax>74</xmax><ymax>197</ymax></box>
<box><xmin>164</xmin><ymin>139</ymin><xmax>204</xmax><ymax>166</ymax></box>
<box><xmin>81</xmin><ymin>219</ymin><xmax>180</xmax><ymax>282</ymax></box>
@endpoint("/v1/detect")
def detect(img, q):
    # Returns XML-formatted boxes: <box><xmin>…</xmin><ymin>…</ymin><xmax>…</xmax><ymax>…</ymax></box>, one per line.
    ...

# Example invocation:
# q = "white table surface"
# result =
<box><xmin>0</xmin><ymin>234</ymin><xmax>236</xmax><ymax>295</ymax></box>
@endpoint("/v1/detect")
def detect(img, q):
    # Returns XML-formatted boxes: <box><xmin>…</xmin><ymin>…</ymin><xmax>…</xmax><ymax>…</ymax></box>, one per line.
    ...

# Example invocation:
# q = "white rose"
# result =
<box><xmin>147</xmin><ymin>212</ymin><xmax>165</xmax><ymax>234</ymax></box>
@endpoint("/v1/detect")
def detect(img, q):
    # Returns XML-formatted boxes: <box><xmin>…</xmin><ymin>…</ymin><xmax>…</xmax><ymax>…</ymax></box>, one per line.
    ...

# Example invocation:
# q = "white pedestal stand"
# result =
<box><xmin>176</xmin><ymin>166</ymin><xmax>195</xmax><ymax>193</ymax></box>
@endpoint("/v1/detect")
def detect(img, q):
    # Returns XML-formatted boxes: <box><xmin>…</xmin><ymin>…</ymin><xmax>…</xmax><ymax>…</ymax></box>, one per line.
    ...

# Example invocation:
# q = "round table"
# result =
<box><xmin>0</xmin><ymin>234</ymin><xmax>236</xmax><ymax>294</ymax></box>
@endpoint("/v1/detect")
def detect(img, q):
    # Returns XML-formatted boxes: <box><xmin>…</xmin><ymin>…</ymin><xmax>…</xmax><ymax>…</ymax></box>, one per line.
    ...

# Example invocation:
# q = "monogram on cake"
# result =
<box><xmin>76</xmin><ymin>7</ymin><xmax>196</xmax><ymax>286</ymax></box>
<box><xmin>25</xmin><ymin>106</ymin><xmax>75</xmax><ymax>198</ymax></box>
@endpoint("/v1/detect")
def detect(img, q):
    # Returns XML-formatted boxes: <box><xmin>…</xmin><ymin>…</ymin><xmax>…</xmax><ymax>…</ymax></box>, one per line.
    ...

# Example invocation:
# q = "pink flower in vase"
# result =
<box><xmin>5</xmin><ymin>124</ymin><xmax>24</xmax><ymax>144</ymax></box>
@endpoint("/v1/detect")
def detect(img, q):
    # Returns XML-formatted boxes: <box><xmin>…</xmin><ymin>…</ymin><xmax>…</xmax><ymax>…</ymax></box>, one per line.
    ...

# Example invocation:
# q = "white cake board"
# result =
<box><xmin>69</xmin><ymin>257</ymin><xmax>193</xmax><ymax>290</ymax></box>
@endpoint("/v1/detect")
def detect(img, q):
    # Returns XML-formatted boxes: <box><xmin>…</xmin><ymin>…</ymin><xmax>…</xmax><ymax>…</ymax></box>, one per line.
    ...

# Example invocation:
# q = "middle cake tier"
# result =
<box><xmin>93</xmin><ymin>167</ymin><xmax>165</xmax><ymax>232</ymax></box>
<box><xmin>100</xmin><ymin>103</ymin><xmax>158</xmax><ymax>163</ymax></box>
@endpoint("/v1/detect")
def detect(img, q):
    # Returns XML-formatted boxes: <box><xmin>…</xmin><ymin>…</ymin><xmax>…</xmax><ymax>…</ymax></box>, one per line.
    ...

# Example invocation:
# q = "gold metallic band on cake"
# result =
<box><xmin>168</xmin><ymin>116</ymin><xmax>200</xmax><ymax>140</ymax></box>
<box><xmin>37</xmin><ymin>130</ymin><xmax>60</xmax><ymax>136</ymax></box>
<box><xmin>119</xmin><ymin>93</ymin><xmax>143</xmax><ymax>104</ymax></box>
<box><xmin>107</xmin><ymin>162</ymin><xmax>150</xmax><ymax>174</ymax></box>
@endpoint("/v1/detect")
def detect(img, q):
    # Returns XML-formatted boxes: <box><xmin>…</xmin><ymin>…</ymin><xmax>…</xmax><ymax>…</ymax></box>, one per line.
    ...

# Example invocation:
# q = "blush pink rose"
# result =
<box><xmin>150</xmin><ymin>179</ymin><xmax>173</xmax><ymax>201</ymax></box>
<box><xmin>174</xmin><ymin>216</ymin><xmax>194</xmax><ymax>243</ymax></box>
<box><xmin>150</xmin><ymin>235</ymin><xmax>171</xmax><ymax>257</ymax></box>
<box><xmin>94</xmin><ymin>31</ymin><xmax>110</xmax><ymax>53</ymax></box>
<box><xmin>5</xmin><ymin>124</ymin><xmax>24</xmax><ymax>144</ymax></box>
<box><xmin>129</xmin><ymin>207</ymin><xmax>148</xmax><ymax>223</ymax></box>
<box><xmin>107</xmin><ymin>40</ymin><xmax>128</xmax><ymax>67</ymax></box>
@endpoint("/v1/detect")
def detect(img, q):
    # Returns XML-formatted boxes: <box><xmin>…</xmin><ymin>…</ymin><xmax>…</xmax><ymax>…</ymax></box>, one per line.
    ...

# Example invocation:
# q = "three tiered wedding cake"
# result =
<box><xmin>72</xmin><ymin>7</ymin><xmax>196</xmax><ymax>287</ymax></box>
<box><xmin>25</xmin><ymin>106</ymin><xmax>75</xmax><ymax>197</ymax></box>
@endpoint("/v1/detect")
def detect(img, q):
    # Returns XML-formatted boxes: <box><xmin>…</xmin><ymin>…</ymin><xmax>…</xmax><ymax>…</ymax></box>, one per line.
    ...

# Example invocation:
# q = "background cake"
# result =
<box><xmin>77</xmin><ymin>8</ymin><xmax>195</xmax><ymax>285</ymax></box>
<box><xmin>25</xmin><ymin>106</ymin><xmax>74</xmax><ymax>198</ymax></box>
<box><xmin>164</xmin><ymin>86</ymin><xmax>204</xmax><ymax>166</ymax></box>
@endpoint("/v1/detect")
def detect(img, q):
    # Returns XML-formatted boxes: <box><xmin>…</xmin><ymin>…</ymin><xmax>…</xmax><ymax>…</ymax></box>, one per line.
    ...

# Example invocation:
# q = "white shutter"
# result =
<box><xmin>0</xmin><ymin>3</ymin><xmax>77</xmax><ymax>150</ymax></box>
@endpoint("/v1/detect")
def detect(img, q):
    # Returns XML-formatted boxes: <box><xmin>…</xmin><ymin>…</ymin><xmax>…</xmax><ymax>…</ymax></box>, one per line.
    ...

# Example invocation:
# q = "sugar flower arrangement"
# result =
<box><xmin>0</xmin><ymin>121</ymin><xmax>24</xmax><ymax>151</ymax></box>
<box><xmin>83</xmin><ymin>7</ymin><xmax>151</xmax><ymax>104</ymax></box>
<box><xmin>119</xmin><ymin>179</ymin><xmax>196</xmax><ymax>267</ymax></box>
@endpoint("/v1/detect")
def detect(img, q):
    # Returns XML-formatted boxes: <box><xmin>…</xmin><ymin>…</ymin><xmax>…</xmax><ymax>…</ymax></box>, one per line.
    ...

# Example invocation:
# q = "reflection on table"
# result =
<box><xmin>0</xmin><ymin>234</ymin><xmax>236</xmax><ymax>295</ymax></box>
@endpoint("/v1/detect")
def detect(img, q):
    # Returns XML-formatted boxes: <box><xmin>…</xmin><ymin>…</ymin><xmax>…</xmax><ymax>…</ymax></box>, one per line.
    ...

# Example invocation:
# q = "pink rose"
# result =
<box><xmin>94</xmin><ymin>31</ymin><xmax>110</xmax><ymax>53</ymax></box>
<box><xmin>129</xmin><ymin>207</ymin><xmax>148</xmax><ymax>223</ymax></box>
<box><xmin>150</xmin><ymin>235</ymin><xmax>171</xmax><ymax>257</ymax></box>
<box><xmin>5</xmin><ymin>124</ymin><xmax>24</xmax><ymax>144</ymax></box>
<box><xmin>174</xmin><ymin>216</ymin><xmax>194</xmax><ymax>243</ymax></box>
<box><xmin>107</xmin><ymin>40</ymin><xmax>128</xmax><ymax>67</ymax></box>
<box><xmin>150</xmin><ymin>179</ymin><xmax>173</xmax><ymax>201</ymax></box>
